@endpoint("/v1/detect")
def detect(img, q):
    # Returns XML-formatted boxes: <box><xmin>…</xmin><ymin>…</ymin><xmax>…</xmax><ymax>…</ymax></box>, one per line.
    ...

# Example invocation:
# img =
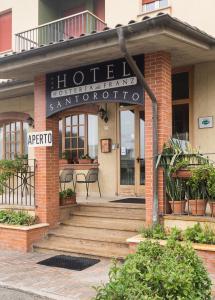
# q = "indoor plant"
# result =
<box><xmin>187</xmin><ymin>164</ymin><xmax>209</xmax><ymax>216</ymax></box>
<box><xmin>78</xmin><ymin>154</ymin><xmax>92</xmax><ymax>164</ymax></box>
<box><xmin>59</xmin><ymin>188</ymin><xmax>76</xmax><ymax>206</ymax></box>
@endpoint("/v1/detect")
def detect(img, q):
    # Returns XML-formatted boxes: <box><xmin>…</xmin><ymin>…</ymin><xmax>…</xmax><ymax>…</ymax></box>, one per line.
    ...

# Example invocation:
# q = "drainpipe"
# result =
<box><xmin>117</xmin><ymin>27</ymin><xmax>159</xmax><ymax>225</ymax></box>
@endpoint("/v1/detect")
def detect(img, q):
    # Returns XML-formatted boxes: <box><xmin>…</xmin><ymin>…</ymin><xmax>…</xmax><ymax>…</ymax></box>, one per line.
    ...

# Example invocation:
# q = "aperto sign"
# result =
<box><xmin>46</xmin><ymin>56</ymin><xmax>144</xmax><ymax>117</ymax></box>
<box><xmin>27</xmin><ymin>131</ymin><xmax>53</xmax><ymax>147</ymax></box>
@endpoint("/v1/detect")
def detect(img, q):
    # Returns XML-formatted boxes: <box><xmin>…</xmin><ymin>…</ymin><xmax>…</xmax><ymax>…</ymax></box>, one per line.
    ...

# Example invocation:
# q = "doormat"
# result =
<box><xmin>37</xmin><ymin>255</ymin><xmax>100</xmax><ymax>271</ymax></box>
<box><xmin>111</xmin><ymin>198</ymin><xmax>145</xmax><ymax>204</ymax></box>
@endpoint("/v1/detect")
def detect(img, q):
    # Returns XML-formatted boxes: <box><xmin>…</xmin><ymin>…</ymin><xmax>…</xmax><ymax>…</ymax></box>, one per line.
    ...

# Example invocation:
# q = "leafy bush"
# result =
<box><xmin>59</xmin><ymin>188</ymin><xmax>76</xmax><ymax>200</ymax></box>
<box><xmin>184</xmin><ymin>223</ymin><xmax>215</xmax><ymax>245</ymax></box>
<box><xmin>140</xmin><ymin>223</ymin><xmax>215</xmax><ymax>245</ymax></box>
<box><xmin>0</xmin><ymin>210</ymin><xmax>36</xmax><ymax>226</ymax></box>
<box><xmin>94</xmin><ymin>240</ymin><xmax>211</xmax><ymax>300</ymax></box>
<box><xmin>0</xmin><ymin>158</ymin><xmax>27</xmax><ymax>194</ymax></box>
<box><xmin>140</xmin><ymin>224</ymin><xmax>166</xmax><ymax>240</ymax></box>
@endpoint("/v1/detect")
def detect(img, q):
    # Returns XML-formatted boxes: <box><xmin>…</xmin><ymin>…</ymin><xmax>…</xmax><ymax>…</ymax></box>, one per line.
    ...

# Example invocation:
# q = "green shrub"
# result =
<box><xmin>184</xmin><ymin>223</ymin><xmax>215</xmax><ymax>245</ymax></box>
<box><xmin>93</xmin><ymin>240</ymin><xmax>211</xmax><ymax>300</ymax></box>
<box><xmin>59</xmin><ymin>188</ymin><xmax>76</xmax><ymax>200</ymax></box>
<box><xmin>140</xmin><ymin>223</ymin><xmax>215</xmax><ymax>245</ymax></box>
<box><xmin>0</xmin><ymin>210</ymin><xmax>36</xmax><ymax>226</ymax></box>
<box><xmin>140</xmin><ymin>224</ymin><xmax>166</xmax><ymax>240</ymax></box>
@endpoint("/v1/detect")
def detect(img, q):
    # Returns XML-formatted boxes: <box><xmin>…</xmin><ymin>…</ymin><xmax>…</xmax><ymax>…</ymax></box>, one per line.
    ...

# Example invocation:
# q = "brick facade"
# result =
<box><xmin>145</xmin><ymin>52</ymin><xmax>172</xmax><ymax>224</ymax></box>
<box><xmin>34</xmin><ymin>75</ymin><xmax>60</xmax><ymax>227</ymax></box>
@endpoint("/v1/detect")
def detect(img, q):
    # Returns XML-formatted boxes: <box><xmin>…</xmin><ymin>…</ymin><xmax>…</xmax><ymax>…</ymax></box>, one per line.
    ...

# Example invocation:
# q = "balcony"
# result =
<box><xmin>15</xmin><ymin>10</ymin><xmax>106</xmax><ymax>52</ymax></box>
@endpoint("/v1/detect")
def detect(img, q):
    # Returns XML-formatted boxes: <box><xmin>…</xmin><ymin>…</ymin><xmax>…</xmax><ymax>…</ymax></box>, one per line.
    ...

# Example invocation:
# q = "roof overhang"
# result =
<box><xmin>0</xmin><ymin>14</ymin><xmax>215</xmax><ymax>80</ymax></box>
<box><xmin>0</xmin><ymin>81</ymin><xmax>33</xmax><ymax>100</ymax></box>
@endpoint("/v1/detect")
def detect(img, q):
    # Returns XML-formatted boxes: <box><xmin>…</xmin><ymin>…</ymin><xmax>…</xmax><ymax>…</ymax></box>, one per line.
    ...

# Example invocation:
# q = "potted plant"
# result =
<box><xmin>206</xmin><ymin>165</ymin><xmax>215</xmax><ymax>216</ymax></box>
<box><xmin>166</xmin><ymin>172</ymin><xmax>187</xmax><ymax>215</ymax></box>
<box><xmin>186</xmin><ymin>165</ymin><xmax>209</xmax><ymax>216</ymax></box>
<box><xmin>59</xmin><ymin>151</ymin><xmax>70</xmax><ymax>166</ymax></box>
<box><xmin>59</xmin><ymin>188</ymin><xmax>76</xmax><ymax>206</ymax></box>
<box><xmin>171</xmin><ymin>159</ymin><xmax>191</xmax><ymax>179</ymax></box>
<box><xmin>78</xmin><ymin>154</ymin><xmax>92</xmax><ymax>164</ymax></box>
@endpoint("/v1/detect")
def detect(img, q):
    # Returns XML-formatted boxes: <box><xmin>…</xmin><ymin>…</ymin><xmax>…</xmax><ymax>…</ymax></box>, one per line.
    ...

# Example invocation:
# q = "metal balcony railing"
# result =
<box><xmin>15</xmin><ymin>10</ymin><xmax>106</xmax><ymax>52</ymax></box>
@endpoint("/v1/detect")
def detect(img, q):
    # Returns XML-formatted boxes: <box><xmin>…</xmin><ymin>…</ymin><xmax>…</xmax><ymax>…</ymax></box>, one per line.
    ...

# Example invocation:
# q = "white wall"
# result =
<box><xmin>0</xmin><ymin>0</ymin><xmax>39</xmax><ymax>50</ymax></box>
<box><xmin>172</xmin><ymin>0</ymin><xmax>215</xmax><ymax>37</ymax></box>
<box><xmin>193</xmin><ymin>62</ymin><xmax>215</xmax><ymax>161</ymax></box>
<box><xmin>105</xmin><ymin>0</ymin><xmax>140</xmax><ymax>28</ymax></box>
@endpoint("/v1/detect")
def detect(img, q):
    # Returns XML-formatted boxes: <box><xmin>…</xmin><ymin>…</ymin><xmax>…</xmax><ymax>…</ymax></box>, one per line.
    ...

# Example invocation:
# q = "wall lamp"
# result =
<box><xmin>98</xmin><ymin>103</ymin><xmax>109</xmax><ymax>123</ymax></box>
<box><xmin>27</xmin><ymin>116</ymin><xmax>34</xmax><ymax>128</ymax></box>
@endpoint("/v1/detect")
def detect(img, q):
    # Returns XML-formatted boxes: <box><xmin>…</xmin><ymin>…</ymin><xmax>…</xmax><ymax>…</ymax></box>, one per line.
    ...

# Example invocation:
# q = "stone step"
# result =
<box><xmin>76</xmin><ymin>202</ymin><xmax>145</xmax><ymax>213</ymax></box>
<box><xmin>63</xmin><ymin>215</ymin><xmax>145</xmax><ymax>231</ymax></box>
<box><xmin>71</xmin><ymin>210</ymin><xmax>145</xmax><ymax>220</ymax></box>
<box><xmin>34</xmin><ymin>235</ymin><xmax>130</xmax><ymax>259</ymax></box>
<box><xmin>49</xmin><ymin>225</ymin><xmax>137</xmax><ymax>243</ymax></box>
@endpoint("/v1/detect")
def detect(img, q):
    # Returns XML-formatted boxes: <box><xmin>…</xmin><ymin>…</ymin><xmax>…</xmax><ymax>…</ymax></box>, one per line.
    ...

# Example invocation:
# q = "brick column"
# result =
<box><xmin>34</xmin><ymin>75</ymin><xmax>60</xmax><ymax>227</ymax></box>
<box><xmin>145</xmin><ymin>52</ymin><xmax>172</xmax><ymax>224</ymax></box>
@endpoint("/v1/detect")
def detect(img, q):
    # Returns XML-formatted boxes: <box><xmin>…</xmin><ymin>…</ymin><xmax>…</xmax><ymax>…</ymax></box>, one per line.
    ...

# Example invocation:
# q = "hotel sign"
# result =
<box><xmin>46</xmin><ymin>56</ymin><xmax>144</xmax><ymax>117</ymax></box>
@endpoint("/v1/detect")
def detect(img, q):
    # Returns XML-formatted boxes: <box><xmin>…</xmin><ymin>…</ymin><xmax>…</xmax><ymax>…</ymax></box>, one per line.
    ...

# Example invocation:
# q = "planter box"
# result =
<box><xmin>0</xmin><ymin>223</ymin><xmax>49</xmax><ymax>252</ymax></box>
<box><xmin>60</xmin><ymin>195</ymin><xmax>76</xmax><ymax>206</ymax></box>
<box><xmin>78</xmin><ymin>159</ymin><xmax>92</xmax><ymax>164</ymax></box>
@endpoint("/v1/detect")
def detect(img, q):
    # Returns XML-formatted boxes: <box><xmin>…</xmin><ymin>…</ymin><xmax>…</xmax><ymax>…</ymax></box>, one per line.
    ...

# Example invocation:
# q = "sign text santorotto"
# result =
<box><xmin>46</xmin><ymin>56</ymin><xmax>144</xmax><ymax>117</ymax></box>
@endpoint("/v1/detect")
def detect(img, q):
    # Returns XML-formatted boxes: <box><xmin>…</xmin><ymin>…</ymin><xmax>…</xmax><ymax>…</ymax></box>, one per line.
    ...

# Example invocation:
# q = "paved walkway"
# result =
<box><xmin>0</xmin><ymin>250</ymin><xmax>110</xmax><ymax>300</ymax></box>
<box><xmin>0</xmin><ymin>250</ymin><xmax>214</xmax><ymax>299</ymax></box>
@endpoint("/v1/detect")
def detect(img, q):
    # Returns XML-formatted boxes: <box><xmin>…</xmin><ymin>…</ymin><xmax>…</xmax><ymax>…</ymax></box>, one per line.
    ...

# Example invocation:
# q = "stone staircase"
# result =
<box><xmin>34</xmin><ymin>202</ymin><xmax>146</xmax><ymax>258</ymax></box>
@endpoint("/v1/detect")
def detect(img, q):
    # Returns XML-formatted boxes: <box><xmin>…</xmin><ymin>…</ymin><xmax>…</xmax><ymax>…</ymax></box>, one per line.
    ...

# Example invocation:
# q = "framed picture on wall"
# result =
<box><xmin>100</xmin><ymin>139</ymin><xmax>112</xmax><ymax>153</ymax></box>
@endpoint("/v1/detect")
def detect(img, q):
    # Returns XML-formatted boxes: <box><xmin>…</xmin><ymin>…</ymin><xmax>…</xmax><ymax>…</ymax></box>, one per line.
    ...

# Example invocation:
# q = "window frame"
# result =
<box><xmin>0</xmin><ymin>120</ymin><xmax>28</xmax><ymax>160</ymax></box>
<box><xmin>172</xmin><ymin>66</ymin><xmax>193</xmax><ymax>143</ymax></box>
<box><xmin>60</xmin><ymin>113</ymin><xmax>98</xmax><ymax>161</ymax></box>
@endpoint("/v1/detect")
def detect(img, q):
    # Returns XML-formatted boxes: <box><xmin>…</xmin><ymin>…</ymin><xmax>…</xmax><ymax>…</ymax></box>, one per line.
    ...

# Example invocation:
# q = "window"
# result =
<box><xmin>142</xmin><ymin>0</ymin><xmax>169</xmax><ymax>12</ymax></box>
<box><xmin>172</xmin><ymin>72</ymin><xmax>189</xmax><ymax>100</ymax></box>
<box><xmin>60</xmin><ymin>114</ymin><xmax>98</xmax><ymax>161</ymax></box>
<box><xmin>0</xmin><ymin>11</ymin><xmax>12</xmax><ymax>53</ymax></box>
<box><xmin>172</xmin><ymin>70</ymin><xmax>191</xmax><ymax>141</ymax></box>
<box><xmin>0</xmin><ymin>121</ymin><xmax>29</xmax><ymax>160</ymax></box>
<box><xmin>173</xmin><ymin>104</ymin><xmax>189</xmax><ymax>141</ymax></box>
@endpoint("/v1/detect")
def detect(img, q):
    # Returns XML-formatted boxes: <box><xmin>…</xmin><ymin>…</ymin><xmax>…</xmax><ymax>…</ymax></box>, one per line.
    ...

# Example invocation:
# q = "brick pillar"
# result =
<box><xmin>145</xmin><ymin>52</ymin><xmax>172</xmax><ymax>224</ymax></box>
<box><xmin>34</xmin><ymin>75</ymin><xmax>59</xmax><ymax>227</ymax></box>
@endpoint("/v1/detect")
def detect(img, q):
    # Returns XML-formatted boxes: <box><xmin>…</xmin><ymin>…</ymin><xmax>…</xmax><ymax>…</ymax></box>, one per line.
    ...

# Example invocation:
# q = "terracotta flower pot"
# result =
<box><xmin>188</xmin><ymin>199</ymin><xmax>206</xmax><ymax>216</ymax></box>
<box><xmin>78</xmin><ymin>159</ymin><xmax>92</xmax><ymax>164</ymax></box>
<box><xmin>172</xmin><ymin>169</ymin><xmax>192</xmax><ymax>179</ymax></box>
<box><xmin>60</xmin><ymin>196</ymin><xmax>76</xmax><ymax>206</ymax></box>
<box><xmin>169</xmin><ymin>200</ymin><xmax>186</xmax><ymax>215</ymax></box>
<box><xmin>209</xmin><ymin>202</ymin><xmax>215</xmax><ymax>216</ymax></box>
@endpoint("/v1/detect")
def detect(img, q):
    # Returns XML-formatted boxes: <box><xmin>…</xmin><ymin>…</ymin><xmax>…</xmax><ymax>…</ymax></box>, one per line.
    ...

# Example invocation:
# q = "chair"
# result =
<box><xmin>74</xmin><ymin>168</ymin><xmax>101</xmax><ymax>199</ymax></box>
<box><xmin>59</xmin><ymin>169</ymin><xmax>75</xmax><ymax>191</ymax></box>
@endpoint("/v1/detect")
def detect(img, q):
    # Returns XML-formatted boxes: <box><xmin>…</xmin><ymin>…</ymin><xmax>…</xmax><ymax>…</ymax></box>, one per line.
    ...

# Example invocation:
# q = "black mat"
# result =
<box><xmin>111</xmin><ymin>198</ymin><xmax>145</xmax><ymax>204</ymax></box>
<box><xmin>37</xmin><ymin>255</ymin><xmax>100</xmax><ymax>271</ymax></box>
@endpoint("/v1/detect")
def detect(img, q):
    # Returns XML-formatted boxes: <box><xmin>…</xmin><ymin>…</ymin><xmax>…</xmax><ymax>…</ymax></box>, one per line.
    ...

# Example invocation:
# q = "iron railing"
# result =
<box><xmin>15</xmin><ymin>10</ymin><xmax>106</xmax><ymax>52</ymax></box>
<box><xmin>0</xmin><ymin>159</ymin><xmax>35</xmax><ymax>207</ymax></box>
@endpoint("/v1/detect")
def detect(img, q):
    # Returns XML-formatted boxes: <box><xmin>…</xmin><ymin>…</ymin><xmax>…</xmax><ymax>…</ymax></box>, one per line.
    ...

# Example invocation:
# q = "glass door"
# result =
<box><xmin>118</xmin><ymin>106</ymin><xmax>145</xmax><ymax>196</ymax></box>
